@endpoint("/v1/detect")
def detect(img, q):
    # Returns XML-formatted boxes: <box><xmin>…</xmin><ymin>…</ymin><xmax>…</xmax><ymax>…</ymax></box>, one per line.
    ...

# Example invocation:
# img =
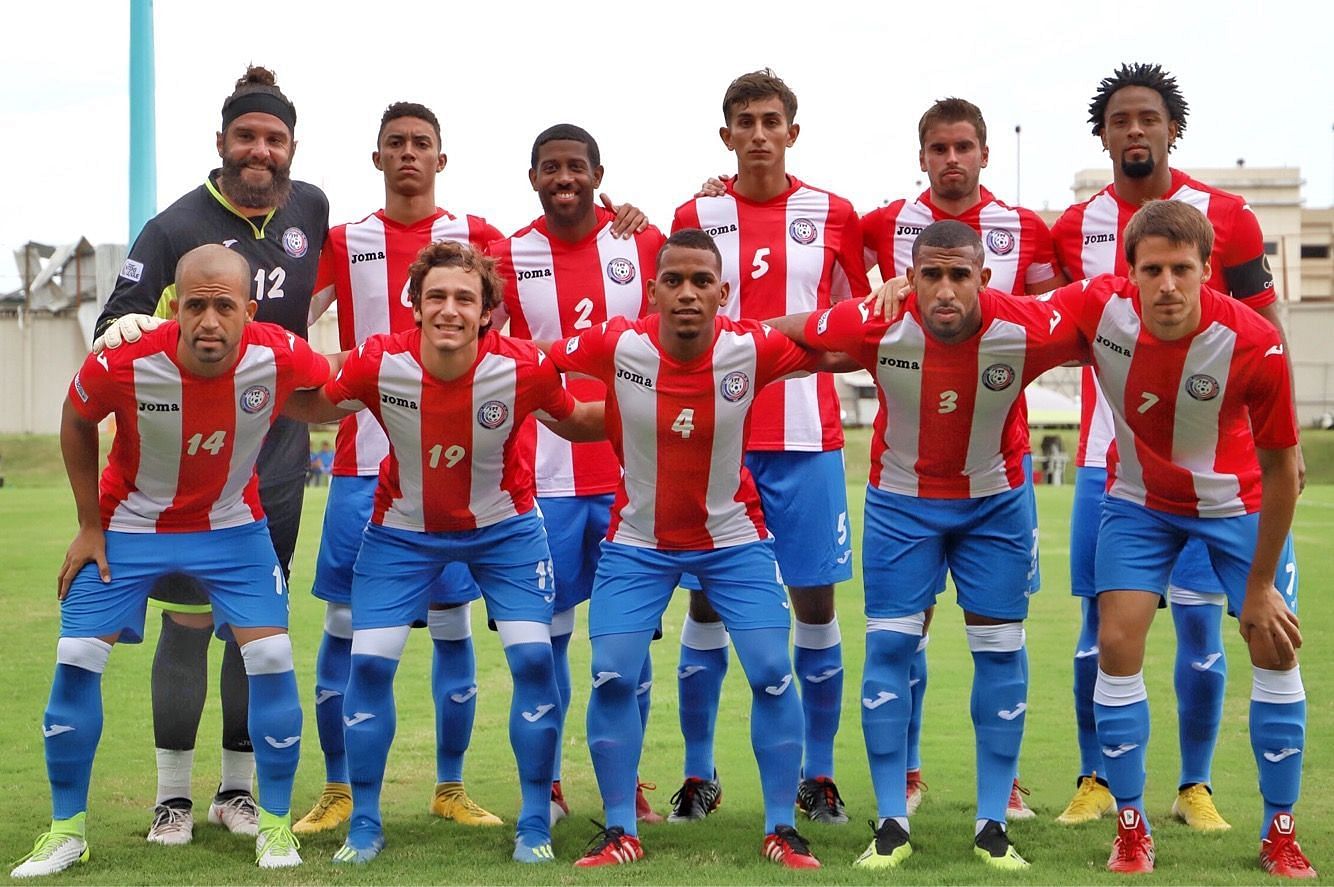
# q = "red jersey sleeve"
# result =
<box><xmin>754</xmin><ymin>323</ymin><xmax>819</xmax><ymax>387</ymax></box>
<box><xmin>671</xmin><ymin>201</ymin><xmax>699</xmax><ymax>234</ymax></box>
<box><xmin>1247</xmin><ymin>333</ymin><xmax>1299</xmax><ymax>450</ymax></box>
<box><xmin>1022</xmin><ymin>210</ymin><xmax>1058</xmax><ymax>287</ymax></box>
<box><xmin>549</xmin><ymin>319</ymin><xmax>619</xmax><ymax>379</ymax></box>
<box><xmin>1217</xmin><ymin>203</ymin><xmax>1277</xmax><ymax>309</ymax></box>
<box><xmin>526</xmin><ymin>350</ymin><xmax>577</xmax><ymax>422</ymax></box>
<box><xmin>831</xmin><ymin>202</ymin><xmax>872</xmax><ymax>301</ymax></box>
<box><xmin>488</xmin><ymin>237</ymin><xmax>523</xmax><ymax>334</ymax></box>
<box><xmin>1043</xmin><ymin>276</ymin><xmax>1111</xmax><ymax>345</ymax></box>
<box><xmin>324</xmin><ymin>337</ymin><xmax>382</xmax><ymax>411</ymax></box>
<box><xmin>804</xmin><ymin>300</ymin><xmax>878</xmax><ymax>368</ymax></box>
<box><xmin>860</xmin><ymin>205</ymin><xmax>889</xmax><ymax>274</ymax></box>
<box><xmin>67</xmin><ymin>351</ymin><xmax>117</xmax><ymax>423</ymax></box>
<box><xmin>286</xmin><ymin>334</ymin><xmax>331</xmax><ymax>390</ymax></box>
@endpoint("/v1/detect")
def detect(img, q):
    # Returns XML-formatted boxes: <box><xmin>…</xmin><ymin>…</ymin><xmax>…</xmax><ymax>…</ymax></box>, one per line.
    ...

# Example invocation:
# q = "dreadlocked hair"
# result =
<box><xmin>1087</xmin><ymin>63</ymin><xmax>1188</xmax><ymax>138</ymax></box>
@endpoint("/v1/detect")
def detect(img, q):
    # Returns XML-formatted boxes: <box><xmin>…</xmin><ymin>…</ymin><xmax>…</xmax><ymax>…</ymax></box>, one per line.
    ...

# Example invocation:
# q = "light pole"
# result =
<box><xmin>1014</xmin><ymin>125</ymin><xmax>1022</xmax><ymax>204</ymax></box>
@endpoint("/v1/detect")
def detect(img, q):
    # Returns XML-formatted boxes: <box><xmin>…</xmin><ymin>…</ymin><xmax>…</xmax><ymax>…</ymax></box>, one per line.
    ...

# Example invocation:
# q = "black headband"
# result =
<box><xmin>221</xmin><ymin>91</ymin><xmax>296</xmax><ymax>134</ymax></box>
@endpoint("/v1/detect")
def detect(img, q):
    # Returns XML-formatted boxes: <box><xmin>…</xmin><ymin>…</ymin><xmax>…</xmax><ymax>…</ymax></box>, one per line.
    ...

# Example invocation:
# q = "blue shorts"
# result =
<box><xmin>538</xmin><ymin>493</ymin><xmax>614</xmax><ymax>612</ymax></box>
<box><xmin>589</xmin><ymin>540</ymin><xmax>790</xmax><ymax>637</ymax></box>
<box><xmin>313</xmin><ymin>475</ymin><xmax>479</xmax><ymax>607</ymax></box>
<box><xmin>863</xmin><ymin>484</ymin><xmax>1035</xmax><ymax>621</ymax></box>
<box><xmin>1094</xmin><ymin>497</ymin><xmax>1297</xmax><ymax>616</ymax></box>
<box><xmin>682</xmin><ymin>449</ymin><xmax>852</xmax><ymax>591</ymax></box>
<box><xmin>61</xmin><ymin>520</ymin><xmax>288</xmax><ymax>643</ymax></box>
<box><xmin>1169</xmin><ymin>535</ymin><xmax>1299</xmax><ymax>613</ymax></box>
<box><xmin>1022</xmin><ymin>454</ymin><xmax>1041</xmax><ymax>594</ymax></box>
<box><xmin>350</xmin><ymin>510</ymin><xmax>553</xmax><ymax>630</ymax></box>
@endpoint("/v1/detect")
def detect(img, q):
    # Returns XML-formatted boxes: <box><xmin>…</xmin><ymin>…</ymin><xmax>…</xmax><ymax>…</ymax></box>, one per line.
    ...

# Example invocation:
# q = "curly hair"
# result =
<box><xmin>1088</xmin><ymin>63</ymin><xmax>1188</xmax><ymax>138</ymax></box>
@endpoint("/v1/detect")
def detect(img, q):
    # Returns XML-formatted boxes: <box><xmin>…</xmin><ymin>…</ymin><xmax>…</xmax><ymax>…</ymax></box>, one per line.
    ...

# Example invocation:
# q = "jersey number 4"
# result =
<box><xmin>671</xmin><ymin>408</ymin><xmax>696</xmax><ymax>439</ymax></box>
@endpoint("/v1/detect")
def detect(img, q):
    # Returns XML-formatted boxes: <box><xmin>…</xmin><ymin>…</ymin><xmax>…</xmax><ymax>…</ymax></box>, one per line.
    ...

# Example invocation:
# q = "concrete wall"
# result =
<box><xmin>0</xmin><ymin>312</ymin><xmax>94</xmax><ymax>434</ymax></box>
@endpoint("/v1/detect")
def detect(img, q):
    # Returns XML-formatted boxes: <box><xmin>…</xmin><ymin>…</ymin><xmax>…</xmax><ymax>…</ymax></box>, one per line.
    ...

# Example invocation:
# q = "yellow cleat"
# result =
<box><xmin>1172</xmin><ymin>783</ymin><xmax>1231</xmax><ymax>831</ymax></box>
<box><xmin>430</xmin><ymin>782</ymin><xmax>503</xmax><ymax>826</ymax></box>
<box><xmin>292</xmin><ymin>782</ymin><xmax>352</xmax><ymax>835</ymax></box>
<box><xmin>1056</xmin><ymin>775</ymin><xmax>1115</xmax><ymax>825</ymax></box>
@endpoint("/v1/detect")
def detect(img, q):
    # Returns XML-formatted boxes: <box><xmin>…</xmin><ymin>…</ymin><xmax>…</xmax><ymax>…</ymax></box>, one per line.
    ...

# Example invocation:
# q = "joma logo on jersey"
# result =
<box><xmin>703</xmin><ymin>223</ymin><xmax>738</xmax><ymax>237</ymax></box>
<box><xmin>138</xmin><ymin>401</ymin><xmax>180</xmax><ymax>412</ymax></box>
<box><xmin>1084</xmin><ymin>233</ymin><xmax>1116</xmax><ymax>245</ymax></box>
<box><xmin>1095</xmin><ymin>334</ymin><xmax>1132</xmax><ymax>357</ymax></box>
<box><xmin>350</xmin><ymin>250</ymin><xmax>386</xmax><ymax>265</ymax></box>
<box><xmin>615</xmin><ymin>367</ymin><xmax>654</xmax><ymax>389</ymax></box>
<box><xmin>896</xmin><ymin>224</ymin><xmax>925</xmax><ymax>236</ymax></box>
<box><xmin>878</xmin><ymin>356</ymin><xmax>921</xmax><ymax>370</ymax></box>
<box><xmin>517</xmin><ymin>268</ymin><xmax>552</xmax><ymax>281</ymax></box>
<box><xmin>381</xmin><ymin>393</ymin><xmax>419</xmax><ymax>410</ymax></box>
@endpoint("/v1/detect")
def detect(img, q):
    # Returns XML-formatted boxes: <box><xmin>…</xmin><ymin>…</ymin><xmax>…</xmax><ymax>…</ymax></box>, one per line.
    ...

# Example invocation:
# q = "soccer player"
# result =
<box><xmin>286</xmin><ymin>241</ymin><xmax>603</xmax><ymax>865</ymax></box>
<box><xmin>1050</xmin><ymin>62</ymin><xmax>1299</xmax><ymax>830</ymax></box>
<box><xmin>769</xmin><ymin>220</ymin><xmax>1085</xmax><ymax>871</ymax></box>
<box><xmin>293</xmin><ymin>101</ymin><xmax>505</xmax><ymax>834</ymax></box>
<box><xmin>669</xmin><ymin>70</ymin><xmax>869</xmax><ymax>825</ymax></box>
<box><xmin>549</xmin><ymin>228</ymin><xmax>839</xmax><ymax>869</ymax></box>
<box><xmin>489</xmin><ymin>123</ymin><xmax>667</xmax><ymax>824</ymax></box>
<box><xmin>861</xmin><ymin>96</ymin><xmax>1066</xmax><ymax>819</ymax></box>
<box><xmin>1043</xmin><ymin>200</ymin><xmax>1313</xmax><ymax>877</ymax></box>
<box><xmin>11</xmin><ymin>246</ymin><xmax>329</xmax><ymax>878</ymax></box>
<box><xmin>92</xmin><ymin>65</ymin><xmax>328</xmax><ymax>845</ymax></box>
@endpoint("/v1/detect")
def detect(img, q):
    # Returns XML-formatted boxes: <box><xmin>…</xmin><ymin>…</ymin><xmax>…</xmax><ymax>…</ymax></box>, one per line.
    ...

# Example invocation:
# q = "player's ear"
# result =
<box><xmin>980</xmin><ymin>143</ymin><xmax>989</xmax><ymax>169</ymax></box>
<box><xmin>919</xmin><ymin>149</ymin><xmax>928</xmax><ymax>173</ymax></box>
<box><xmin>245</xmin><ymin>299</ymin><xmax>258</xmax><ymax>321</ymax></box>
<box><xmin>906</xmin><ymin>266</ymin><xmax>917</xmax><ymax>288</ymax></box>
<box><xmin>592</xmin><ymin>165</ymin><xmax>605</xmax><ymax>189</ymax></box>
<box><xmin>437</xmin><ymin>151</ymin><xmax>448</xmax><ymax>173</ymax></box>
<box><xmin>718</xmin><ymin>280</ymin><xmax>730</xmax><ymax>307</ymax></box>
<box><xmin>169</xmin><ymin>298</ymin><xmax>179</xmax><ymax>317</ymax></box>
<box><xmin>718</xmin><ymin>126</ymin><xmax>734</xmax><ymax>151</ymax></box>
<box><xmin>216</xmin><ymin>131</ymin><xmax>225</xmax><ymax>158</ymax></box>
<box><xmin>1168</xmin><ymin>119</ymin><xmax>1180</xmax><ymax>150</ymax></box>
<box><xmin>1200</xmin><ymin>258</ymin><xmax>1211</xmax><ymax>283</ymax></box>
<box><xmin>786</xmin><ymin>122</ymin><xmax>800</xmax><ymax>146</ymax></box>
<box><xmin>979</xmin><ymin>266</ymin><xmax>992</xmax><ymax>288</ymax></box>
<box><xmin>372</xmin><ymin>150</ymin><xmax>384</xmax><ymax>171</ymax></box>
<box><xmin>528</xmin><ymin>167</ymin><xmax>539</xmax><ymax>192</ymax></box>
<box><xmin>289</xmin><ymin>138</ymin><xmax>298</xmax><ymax>162</ymax></box>
<box><xmin>647</xmin><ymin>279</ymin><xmax>659</xmax><ymax>309</ymax></box>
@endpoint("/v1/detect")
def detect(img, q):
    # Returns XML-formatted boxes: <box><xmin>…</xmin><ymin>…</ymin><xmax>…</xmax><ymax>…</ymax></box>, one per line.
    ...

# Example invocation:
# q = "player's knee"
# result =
<box><xmin>688</xmin><ymin>590</ymin><xmax>723</xmax><ymax>623</ymax></box>
<box><xmin>351</xmin><ymin>625</ymin><xmax>411</xmax><ymax>662</ymax></box>
<box><xmin>56</xmin><ymin>636</ymin><xmax>113</xmax><ymax>674</ymax></box>
<box><xmin>323</xmin><ymin>603</ymin><xmax>352</xmax><ymax>640</ymax></box>
<box><xmin>502</xmin><ymin>640</ymin><xmax>554</xmax><ymax>686</ymax></box>
<box><xmin>239</xmin><ymin>633</ymin><xmax>293</xmax><ymax>675</ymax></box>
<box><xmin>428</xmin><ymin>602</ymin><xmax>472</xmax><ymax>642</ymax></box>
<box><xmin>551</xmin><ymin>607</ymin><xmax>576</xmax><ymax>639</ymax></box>
<box><xmin>789</xmin><ymin>586</ymin><xmax>836</xmax><ymax>624</ymax></box>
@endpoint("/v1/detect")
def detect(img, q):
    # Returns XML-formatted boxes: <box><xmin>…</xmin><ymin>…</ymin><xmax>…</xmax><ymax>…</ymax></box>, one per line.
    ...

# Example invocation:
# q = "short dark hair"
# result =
<box><xmin>378</xmin><ymin>101</ymin><xmax>441</xmax><ymax>147</ymax></box>
<box><xmin>406</xmin><ymin>241</ymin><xmax>505</xmax><ymax>334</ymax></box>
<box><xmin>1088</xmin><ymin>62</ymin><xmax>1189</xmax><ymax>139</ymax></box>
<box><xmin>722</xmin><ymin>69</ymin><xmax>797</xmax><ymax>124</ymax></box>
<box><xmin>911</xmin><ymin>220</ymin><xmax>983</xmax><ymax>264</ymax></box>
<box><xmin>530</xmin><ymin>123</ymin><xmax>600</xmax><ymax>170</ymax></box>
<box><xmin>220</xmin><ymin>64</ymin><xmax>296</xmax><ymax>134</ymax></box>
<box><xmin>656</xmin><ymin>228</ymin><xmax>723</xmax><ymax>272</ymax></box>
<box><xmin>918</xmin><ymin>97</ymin><xmax>987</xmax><ymax>148</ymax></box>
<box><xmin>1122</xmin><ymin>200</ymin><xmax>1213</xmax><ymax>265</ymax></box>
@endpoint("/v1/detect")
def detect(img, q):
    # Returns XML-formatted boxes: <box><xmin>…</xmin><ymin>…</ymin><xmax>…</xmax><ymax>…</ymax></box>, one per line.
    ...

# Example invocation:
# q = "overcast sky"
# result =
<box><xmin>5</xmin><ymin>0</ymin><xmax>1332</xmax><ymax>291</ymax></box>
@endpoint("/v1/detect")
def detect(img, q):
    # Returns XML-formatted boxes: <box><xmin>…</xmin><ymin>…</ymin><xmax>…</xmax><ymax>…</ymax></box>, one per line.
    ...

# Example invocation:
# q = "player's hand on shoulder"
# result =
<box><xmin>601</xmin><ymin>194</ymin><xmax>650</xmax><ymax>239</ymax></box>
<box><xmin>93</xmin><ymin>314</ymin><xmax>165</xmax><ymax>353</ymax></box>
<box><xmin>1238</xmin><ymin>582</ymin><xmax>1302</xmax><ymax>666</ymax></box>
<box><xmin>862</xmin><ymin>276</ymin><xmax>910</xmax><ymax>320</ymax></box>
<box><xmin>58</xmin><ymin>526</ymin><xmax>109</xmax><ymax>600</ymax></box>
<box><xmin>695</xmin><ymin>175</ymin><xmax>730</xmax><ymax>199</ymax></box>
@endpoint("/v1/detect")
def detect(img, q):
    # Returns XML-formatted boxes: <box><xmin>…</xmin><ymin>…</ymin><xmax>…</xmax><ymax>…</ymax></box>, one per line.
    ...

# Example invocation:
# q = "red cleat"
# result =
<box><xmin>636</xmin><ymin>781</ymin><xmax>664</xmax><ymax>824</ymax></box>
<box><xmin>573</xmin><ymin>825</ymin><xmax>644</xmax><ymax>868</ymax></box>
<box><xmin>763</xmin><ymin>825</ymin><xmax>821</xmax><ymax>869</ymax></box>
<box><xmin>905</xmin><ymin>769</ymin><xmax>927</xmax><ymax>815</ymax></box>
<box><xmin>1108</xmin><ymin>807</ymin><xmax>1155</xmax><ymax>874</ymax></box>
<box><xmin>1260</xmin><ymin>813</ymin><xmax>1318</xmax><ymax>879</ymax></box>
<box><xmin>550</xmin><ymin>780</ymin><xmax>569</xmax><ymax>824</ymax></box>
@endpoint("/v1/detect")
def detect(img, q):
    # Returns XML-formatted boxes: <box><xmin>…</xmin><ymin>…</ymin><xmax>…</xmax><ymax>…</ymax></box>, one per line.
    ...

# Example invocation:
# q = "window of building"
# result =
<box><xmin>1264</xmin><ymin>241</ymin><xmax>1279</xmax><ymax>255</ymax></box>
<box><xmin>1300</xmin><ymin>244</ymin><xmax>1330</xmax><ymax>259</ymax></box>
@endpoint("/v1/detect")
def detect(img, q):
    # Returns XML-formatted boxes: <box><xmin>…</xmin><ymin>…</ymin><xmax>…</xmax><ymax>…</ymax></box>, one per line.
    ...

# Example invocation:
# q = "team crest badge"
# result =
<box><xmin>788</xmin><ymin>218</ymin><xmax>819</xmax><ymax>245</ymax></box>
<box><xmin>606</xmin><ymin>257</ymin><xmax>636</xmax><ymax>285</ymax></box>
<box><xmin>720</xmin><ymin>371</ymin><xmax>751</xmax><ymax>402</ymax></box>
<box><xmin>1186</xmin><ymin>374</ymin><xmax>1220</xmax><ymax>401</ymax></box>
<box><xmin>985</xmin><ymin>229</ymin><xmax>1015</xmax><ymax>256</ymax></box>
<box><xmin>240</xmin><ymin>385</ymin><xmax>272</xmax><ymax>414</ymax></box>
<box><xmin>982</xmin><ymin>363</ymin><xmax>1016</xmax><ymax>391</ymax></box>
<box><xmin>477</xmin><ymin>400</ymin><xmax>509</xmax><ymax>429</ymax></box>
<box><xmin>281</xmin><ymin>227</ymin><xmax>309</xmax><ymax>258</ymax></box>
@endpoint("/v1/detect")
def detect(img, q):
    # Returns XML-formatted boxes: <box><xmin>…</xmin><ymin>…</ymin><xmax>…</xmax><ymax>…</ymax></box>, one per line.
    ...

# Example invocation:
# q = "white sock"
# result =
<box><xmin>155</xmin><ymin>748</ymin><xmax>194</xmax><ymax>805</ymax></box>
<box><xmin>219</xmin><ymin>748</ymin><xmax>255</xmax><ymax>794</ymax></box>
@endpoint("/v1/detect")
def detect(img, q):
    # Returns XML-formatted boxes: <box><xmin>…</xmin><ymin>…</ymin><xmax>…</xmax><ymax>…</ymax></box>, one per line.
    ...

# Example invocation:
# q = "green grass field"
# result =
<box><xmin>0</xmin><ymin>430</ymin><xmax>1330</xmax><ymax>884</ymax></box>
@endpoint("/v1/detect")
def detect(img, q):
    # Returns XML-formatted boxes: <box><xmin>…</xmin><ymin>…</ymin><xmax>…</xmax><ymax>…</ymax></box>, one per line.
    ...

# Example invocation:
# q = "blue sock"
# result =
<box><xmin>551</xmin><ymin>629</ymin><xmax>573</xmax><ymax>782</ymax></box>
<box><xmin>313</xmin><ymin>631</ymin><xmax>351</xmax><ymax>784</ymax></box>
<box><xmin>636</xmin><ymin>653</ymin><xmax>653</xmax><ymax>733</ymax></box>
<box><xmin>906</xmin><ymin>636</ymin><xmax>928</xmax><ymax>773</ymax></box>
<box><xmin>502</xmin><ymin>641</ymin><xmax>559</xmax><ymax>844</ymax></box>
<box><xmin>1094</xmin><ymin>669</ymin><xmax>1150</xmax><ymax>830</ymax></box>
<box><xmin>1073</xmin><ymin>599</ymin><xmax>1102</xmax><ymax>777</ymax></box>
<box><xmin>46</xmin><ymin>661</ymin><xmax>105</xmax><ymax>821</ymax></box>
<box><xmin>969</xmin><ymin>635</ymin><xmax>1027</xmax><ymax>823</ymax></box>
<box><xmin>588</xmin><ymin>631</ymin><xmax>654</xmax><ymax>835</ymax></box>
<box><xmin>241</xmin><ymin>635</ymin><xmax>302</xmax><ymax>818</ymax></box>
<box><xmin>1251</xmin><ymin>667</ymin><xmax>1306</xmax><ymax>838</ymax></box>
<box><xmin>731</xmin><ymin>627</ymin><xmax>803</xmax><ymax>833</ymax></box>
<box><xmin>678</xmin><ymin>617</ymin><xmax>729</xmax><ymax>779</ymax></box>
<box><xmin>432</xmin><ymin>636</ymin><xmax>477</xmax><ymax>784</ymax></box>
<box><xmin>1171</xmin><ymin>600</ymin><xmax>1225</xmax><ymax>788</ymax></box>
<box><xmin>862</xmin><ymin>629</ymin><xmax>917</xmax><ymax>820</ymax></box>
<box><xmin>793</xmin><ymin>619</ymin><xmax>842</xmax><ymax>780</ymax></box>
<box><xmin>344</xmin><ymin>653</ymin><xmax>400</xmax><ymax>846</ymax></box>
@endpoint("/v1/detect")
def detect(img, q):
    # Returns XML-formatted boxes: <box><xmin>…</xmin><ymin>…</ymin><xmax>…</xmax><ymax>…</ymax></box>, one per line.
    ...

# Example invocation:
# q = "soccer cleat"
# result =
<box><xmin>974</xmin><ymin>820</ymin><xmax>1030</xmax><ymax>870</ymax></box>
<box><xmin>905</xmin><ymin>769</ymin><xmax>927</xmax><ymax>815</ymax></box>
<box><xmin>1057</xmin><ymin>775</ymin><xmax>1115</xmax><ymax>825</ymax></box>
<box><xmin>636</xmin><ymin>781</ymin><xmax>664</xmax><ymax>824</ymax></box>
<box><xmin>763</xmin><ymin>825</ymin><xmax>821</xmax><ymax>869</ymax></box>
<box><xmin>430</xmin><ymin>782</ymin><xmax>503</xmax><ymax>826</ymax></box>
<box><xmin>667</xmin><ymin>774</ymin><xmax>723</xmax><ymax>823</ymax></box>
<box><xmin>796</xmin><ymin>777</ymin><xmax>850</xmax><ymax>824</ymax></box>
<box><xmin>1259</xmin><ymin>813</ymin><xmax>1317</xmax><ymax>879</ymax></box>
<box><xmin>254</xmin><ymin>810</ymin><xmax>302</xmax><ymax>869</ymax></box>
<box><xmin>512</xmin><ymin>835</ymin><xmax>556</xmax><ymax>864</ymax></box>
<box><xmin>331</xmin><ymin>834</ymin><xmax>384</xmax><ymax>865</ymax></box>
<box><xmin>1007</xmin><ymin>779</ymin><xmax>1036</xmax><ymax>820</ymax></box>
<box><xmin>573</xmin><ymin>824</ymin><xmax>644</xmax><ymax>867</ymax></box>
<box><xmin>550</xmin><ymin>780</ymin><xmax>570</xmax><ymax>824</ymax></box>
<box><xmin>293</xmin><ymin>782</ymin><xmax>352</xmax><ymax>834</ymax></box>
<box><xmin>146</xmin><ymin>800</ymin><xmax>194</xmax><ymax>846</ymax></box>
<box><xmin>1172</xmin><ymin>783</ymin><xmax>1231</xmax><ymax>831</ymax></box>
<box><xmin>854</xmin><ymin>819</ymin><xmax>913</xmax><ymax>869</ymax></box>
<box><xmin>1107</xmin><ymin>807</ymin><xmax>1155</xmax><ymax>874</ymax></box>
<box><xmin>10</xmin><ymin>816</ymin><xmax>89</xmax><ymax>879</ymax></box>
<box><xmin>208</xmin><ymin>789</ymin><xmax>259</xmax><ymax>837</ymax></box>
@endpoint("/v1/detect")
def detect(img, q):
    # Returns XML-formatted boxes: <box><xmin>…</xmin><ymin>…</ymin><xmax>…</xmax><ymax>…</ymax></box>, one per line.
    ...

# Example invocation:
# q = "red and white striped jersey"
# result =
<box><xmin>1051</xmin><ymin>169</ymin><xmax>1277</xmax><ymax>468</ymax></box>
<box><xmin>490</xmin><ymin>206</ymin><xmax>664</xmax><ymax>497</ymax></box>
<box><xmin>805</xmin><ymin>293</ymin><xmax>1083</xmax><ymax>498</ymax></box>
<box><xmin>1048</xmin><ymin>276</ymin><xmax>1297</xmax><ymax>517</ymax></box>
<box><xmin>324</xmin><ymin>328</ymin><xmax>575</xmax><ymax>533</ymax></box>
<box><xmin>67</xmin><ymin>322</ymin><xmax>330</xmax><ymax>533</ymax></box>
<box><xmin>311</xmin><ymin>208</ymin><xmax>502</xmax><ymax>476</ymax></box>
<box><xmin>672</xmin><ymin>176</ymin><xmax>869</xmax><ymax>452</ymax></box>
<box><xmin>550</xmin><ymin>314</ymin><xmax>817</xmax><ymax>550</ymax></box>
<box><xmin>861</xmin><ymin>187</ymin><xmax>1057</xmax><ymax>296</ymax></box>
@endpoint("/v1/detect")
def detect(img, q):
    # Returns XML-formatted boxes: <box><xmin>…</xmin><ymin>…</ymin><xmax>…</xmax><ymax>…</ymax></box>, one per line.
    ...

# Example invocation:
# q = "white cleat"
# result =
<box><xmin>146</xmin><ymin>803</ymin><xmax>194</xmax><ymax>846</ymax></box>
<box><xmin>255</xmin><ymin>824</ymin><xmax>302</xmax><ymax>869</ymax></box>
<box><xmin>208</xmin><ymin>791</ymin><xmax>259</xmax><ymax>837</ymax></box>
<box><xmin>11</xmin><ymin>829</ymin><xmax>89</xmax><ymax>878</ymax></box>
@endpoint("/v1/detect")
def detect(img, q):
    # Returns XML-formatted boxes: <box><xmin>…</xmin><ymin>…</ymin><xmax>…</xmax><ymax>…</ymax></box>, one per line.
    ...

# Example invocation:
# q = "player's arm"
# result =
<box><xmin>94</xmin><ymin>219</ymin><xmax>175</xmax><ymax>349</ymax></box>
<box><xmin>283</xmin><ymin>380</ymin><xmax>351</xmax><ymax>425</ymax></box>
<box><xmin>1249</xmin><ymin>300</ymin><xmax>1303</xmax><ymax>490</ymax></box>
<box><xmin>765</xmin><ymin>312</ymin><xmax>817</xmax><ymax>346</ymax></box>
<box><xmin>58</xmin><ymin>399</ymin><xmax>109</xmax><ymax>599</ymax></box>
<box><xmin>541</xmin><ymin>399</ymin><xmax>606</xmax><ymax>443</ymax></box>
<box><xmin>600</xmin><ymin>194</ymin><xmax>650</xmax><ymax>238</ymax></box>
<box><xmin>1238</xmin><ymin>444</ymin><xmax>1302</xmax><ymax>665</ymax></box>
